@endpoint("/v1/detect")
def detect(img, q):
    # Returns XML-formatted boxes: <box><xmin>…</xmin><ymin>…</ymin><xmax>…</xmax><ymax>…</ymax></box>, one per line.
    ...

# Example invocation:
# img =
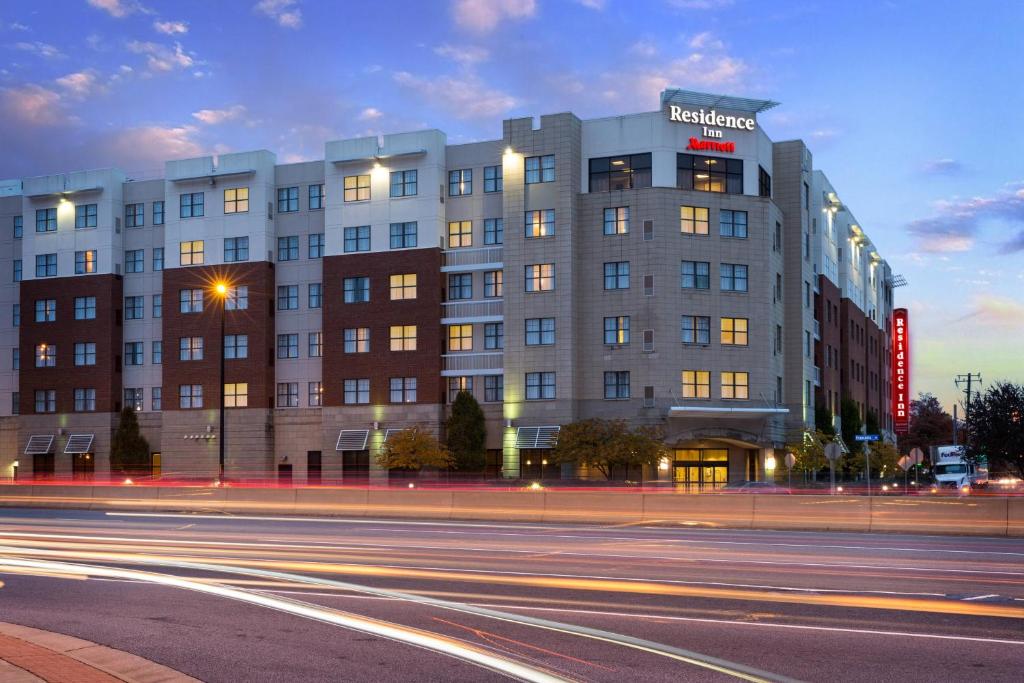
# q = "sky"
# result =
<box><xmin>1</xmin><ymin>0</ymin><xmax>1022</xmax><ymax>412</ymax></box>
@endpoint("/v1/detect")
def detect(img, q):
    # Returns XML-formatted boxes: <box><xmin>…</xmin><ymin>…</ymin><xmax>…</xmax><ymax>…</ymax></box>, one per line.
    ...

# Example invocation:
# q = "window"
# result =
<box><xmin>277</xmin><ymin>285</ymin><xmax>298</xmax><ymax>310</ymax></box>
<box><xmin>484</xmin><ymin>270</ymin><xmax>503</xmax><ymax>298</ymax></box>
<box><xmin>525</xmin><ymin>264</ymin><xmax>554</xmax><ymax>292</ymax></box>
<box><xmin>721</xmin><ymin>371</ymin><xmax>749</xmax><ymax>399</ymax></box>
<box><xmin>643</xmin><ymin>329</ymin><xmax>655</xmax><ymax>352</ymax></box>
<box><xmin>179</xmin><ymin>385</ymin><xmax>202</xmax><ymax>409</ymax></box>
<box><xmin>35</xmin><ymin>343</ymin><xmax>56</xmax><ymax>367</ymax></box>
<box><xmin>36</xmin><ymin>208</ymin><xmax>57</xmax><ymax>232</ymax></box>
<box><xmin>308</xmin><ymin>331</ymin><xmax>322</xmax><ymax>357</ymax></box>
<box><xmin>484</xmin><ymin>218</ymin><xmax>503</xmax><ymax>245</ymax></box>
<box><xmin>36</xmin><ymin>253</ymin><xmax>57</xmax><ymax>277</ymax></box>
<box><xmin>604</xmin><ymin>371</ymin><xmax>630</xmax><ymax>399</ymax></box>
<box><xmin>309</xmin><ymin>184</ymin><xmax>324</xmax><ymax>210</ymax></box>
<box><xmin>278</xmin><ymin>235</ymin><xmax>299</xmax><ymax>260</ymax></box>
<box><xmin>389</xmin><ymin>377</ymin><xmax>417</xmax><ymax>403</ymax></box>
<box><xmin>525</xmin><ymin>372</ymin><xmax>555</xmax><ymax>400</ymax></box>
<box><xmin>344</xmin><ymin>328</ymin><xmax>370</xmax><ymax>353</ymax></box>
<box><xmin>224</xmin><ymin>236</ymin><xmax>249</xmax><ymax>262</ymax></box>
<box><xmin>308</xmin><ymin>382</ymin><xmax>323</xmax><ymax>407</ymax></box>
<box><xmin>343</xmin><ymin>226</ymin><xmax>370</xmax><ymax>253</ymax></box>
<box><xmin>225</xmin><ymin>286</ymin><xmax>247</xmax><ymax>311</ymax></box>
<box><xmin>677</xmin><ymin>154</ymin><xmax>743</xmax><ymax>194</ymax></box>
<box><xmin>484</xmin><ymin>322</ymin><xmax>504</xmax><ymax>350</ymax></box>
<box><xmin>34</xmin><ymin>390</ymin><xmax>56</xmax><ymax>413</ymax></box>
<box><xmin>74</xmin><ymin>388</ymin><xmax>96</xmax><ymax>412</ymax></box>
<box><xmin>122</xmin><ymin>203</ymin><xmax>144</xmax><ymax>228</ymax></box>
<box><xmin>180</xmin><ymin>289</ymin><xmax>203</xmax><ymax>313</ymax></box>
<box><xmin>643</xmin><ymin>219</ymin><xmax>653</xmax><ymax>241</ymax></box>
<box><xmin>484</xmin><ymin>375</ymin><xmax>503</xmax><ymax>402</ymax></box>
<box><xmin>124</xmin><ymin>249</ymin><xmax>143</xmax><ymax>273</ymax></box>
<box><xmin>448</xmin><ymin>220</ymin><xmax>472</xmax><ymax>248</ymax></box>
<box><xmin>276</xmin><ymin>382</ymin><xmax>298</xmax><ymax>408</ymax></box>
<box><xmin>720</xmin><ymin>263</ymin><xmax>748</xmax><ymax>292</ymax></box>
<box><xmin>180</xmin><ymin>192</ymin><xmax>204</xmax><ymax>218</ymax></box>
<box><xmin>588</xmin><ymin>153</ymin><xmax>652</xmax><ymax>192</ymax></box>
<box><xmin>308</xmin><ymin>282</ymin><xmax>322</xmax><ymax>309</ymax></box>
<box><xmin>13</xmin><ymin>303</ymin><xmax>19</xmax><ymax>326</ymax></box>
<box><xmin>448</xmin><ymin>377</ymin><xmax>472</xmax><ymax>403</ymax></box>
<box><xmin>277</xmin><ymin>186</ymin><xmax>299</xmax><ymax>212</ymax></box>
<box><xmin>124</xmin><ymin>296</ymin><xmax>144</xmax><ymax>320</ymax></box>
<box><xmin>390</xmin><ymin>273</ymin><xmax>417</xmax><ymax>300</ymax></box>
<box><xmin>775</xmin><ymin>273</ymin><xmax>782</xmax><ymax>302</ymax></box>
<box><xmin>525</xmin><ymin>155</ymin><xmax>555</xmax><ymax>184</ymax></box>
<box><xmin>224</xmin><ymin>334</ymin><xmax>248</xmax><ymax>359</ymax></box>
<box><xmin>125</xmin><ymin>388</ymin><xmax>144</xmax><ymax>411</ymax></box>
<box><xmin>308</xmin><ymin>233</ymin><xmax>325</xmax><ymax>259</ymax></box>
<box><xmin>386</xmin><ymin>325</ymin><xmax>415</xmax><ymax>351</ymax></box>
<box><xmin>152</xmin><ymin>340</ymin><xmax>162</xmax><ymax>364</ymax></box>
<box><xmin>484</xmin><ymin>165</ymin><xmax>503</xmax><ymax>192</ymax></box>
<box><xmin>448</xmin><ymin>324</ymin><xmax>472</xmax><ymax>352</ymax></box>
<box><xmin>13</xmin><ymin>215</ymin><xmax>22</xmax><ymax>239</ymax></box>
<box><xmin>152</xmin><ymin>387</ymin><xmax>162</xmax><ymax>411</ymax></box>
<box><xmin>344</xmin><ymin>379</ymin><xmax>370</xmax><ymax>404</ymax></box>
<box><xmin>74</xmin><ymin>297</ymin><xmax>95</xmax><ymax>320</ymax></box>
<box><xmin>389</xmin><ymin>222</ymin><xmax>418</xmax><ymax>249</ymax></box>
<box><xmin>525</xmin><ymin>318</ymin><xmax>555</xmax><ymax>345</ymax></box>
<box><xmin>603</xmin><ymin>207</ymin><xmax>629</xmax><ymax>235</ymax></box>
<box><xmin>343</xmin><ymin>277</ymin><xmax>369</xmax><ymax>303</ymax></box>
<box><xmin>720</xmin><ymin>209</ymin><xmax>748</xmax><ymax>238</ymax></box>
<box><xmin>153</xmin><ymin>247</ymin><xmax>164</xmax><ymax>271</ymax></box>
<box><xmin>343</xmin><ymin>175</ymin><xmax>370</xmax><ymax>202</ymax></box>
<box><xmin>74</xmin><ymin>342</ymin><xmax>96</xmax><ymax>366</ymax></box>
<box><xmin>448</xmin><ymin>273</ymin><xmax>472</xmax><ymax>300</ymax></box>
<box><xmin>179</xmin><ymin>336</ymin><xmax>203</xmax><ymax>361</ymax></box>
<box><xmin>681</xmin><ymin>316</ymin><xmax>711</xmax><ymax>345</ymax></box>
<box><xmin>277</xmin><ymin>333</ymin><xmax>298</xmax><ymax>359</ymax></box>
<box><xmin>219</xmin><ymin>187</ymin><xmax>248</xmax><ymax>214</ymax></box>
<box><xmin>390</xmin><ymin>170</ymin><xmax>417</xmax><ymax>197</ymax></box>
<box><xmin>153</xmin><ymin>201</ymin><xmax>164</xmax><ymax>225</ymax></box>
<box><xmin>681</xmin><ymin>261</ymin><xmax>710</xmax><ymax>289</ymax></box>
<box><xmin>604</xmin><ymin>316</ymin><xmax>630</xmax><ymax>345</ymax></box>
<box><xmin>12</xmin><ymin>392</ymin><xmax>18</xmax><ymax>415</ymax></box>
<box><xmin>759</xmin><ymin>166</ymin><xmax>772</xmax><ymax>198</ymax></box>
<box><xmin>179</xmin><ymin>240</ymin><xmax>204</xmax><ymax>266</ymax></box>
<box><xmin>682</xmin><ymin>370</ymin><xmax>710</xmax><ymax>399</ymax></box>
<box><xmin>36</xmin><ymin>299</ymin><xmax>56</xmax><ymax>322</ymax></box>
<box><xmin>449</xmin><ymin>168</ymin><xmax>472</xmax><ymax>196</ymax></box>
<box><xmin>721</xmin><ymin>317</ymin><xmax>749</xmax><ymax>345</ymax></box>
<box><xmin>525</xmin><ymin>209</ymin><xmax>555</xmax><ymax>238</ymax></box>
<box><xmin>225</xmin><ymin>383</ymin><xmax>249</xmax><ymax>408</ymax></box>
<box><xmin>124</xmin><ymin>341</ymin><xmax>143</xmax><ymax>365</ymax></box>
<box><xmin>13</xmin><ymin>259</ymin><xmax>21</xmax><ymax>282</ymax></box>
<box><xmin>680</xmin><ymin>206</ymin><xmax>709</xmax><ymax>235</ymax></box>
<box><xmin>76</xmin><ymin>203</ymin><xmax>98</xmax><ymax>229</ymax></box>
<box><xmin>603</xmin><ymin>261</ymin><xmax>629</xmax><ymax>289</ymax></box>
<box><xmin>774</xmin><ymin>221</ymin><xmax>782</xmax><ymax>252</ymax></box>
<box><xmin>75</xmin><ymin>250</ymin><xmax>98</xmax><ymax>274</ymax></box>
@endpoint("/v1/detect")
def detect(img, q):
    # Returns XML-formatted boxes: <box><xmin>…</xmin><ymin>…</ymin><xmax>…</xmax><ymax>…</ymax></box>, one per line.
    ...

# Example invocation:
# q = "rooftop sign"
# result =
<box><xmin>668</xmin><ymin>105</ymin><xmax>756</xmax><ymax>131</ymax></box>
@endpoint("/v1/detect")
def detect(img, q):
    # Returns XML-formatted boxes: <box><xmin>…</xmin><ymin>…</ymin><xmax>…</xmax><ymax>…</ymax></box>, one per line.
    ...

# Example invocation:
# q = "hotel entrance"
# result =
<box><xmin>673</xmin><ymin>448</ymin><xmax>729</xmax><ymax>491</ymax></box>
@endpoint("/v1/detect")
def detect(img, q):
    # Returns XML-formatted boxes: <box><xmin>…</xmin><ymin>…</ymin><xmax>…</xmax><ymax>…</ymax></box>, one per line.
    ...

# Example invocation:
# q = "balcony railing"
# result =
<box><xmin>813</xmin><ymin>319</ymin><xmax>821</xmax><ymax>340</ymax></box>
<box><xmin>442</xmin><ymin>299</ymin><xmax>503</xmax><ymax>322</ymax></box>
<box><xmin>814</xmin><ymin>365</ymin><xmax>822</xmax><ymax>387</ymax></box>
<box><xmin>443</xmin><ymin>351</ymin><xmax>504</xmax><ymax>374</ymax></box>
<box><xmin>442</xmin><ymin>246</ymin><xmax>504</xmax><ymax>270</ymax></box>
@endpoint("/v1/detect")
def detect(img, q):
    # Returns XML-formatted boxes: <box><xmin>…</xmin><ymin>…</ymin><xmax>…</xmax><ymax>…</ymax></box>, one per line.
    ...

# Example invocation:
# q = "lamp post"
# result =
<box><xmin>214</xmin><ymin>282</ymin><xmax>228</xmax><ymax>483</ymax></box>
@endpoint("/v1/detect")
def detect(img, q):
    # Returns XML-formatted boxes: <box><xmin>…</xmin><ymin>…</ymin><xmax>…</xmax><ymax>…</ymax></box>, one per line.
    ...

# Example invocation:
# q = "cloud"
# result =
<box><xmin>600</xmin><ymin>52</ymin><xmax>748</xmax><ymax>105</ymax></box>
<box><xmin>575</xmin><ymin>0</ymin><xmax>606</xmax><ymax>8</ymax></box>
<box><xmin>154</xmin><ymin>20</ymin><xmax>188</xmax><ymax>35</ymax></box>
<box><xmin>9</xmin><ymin>22</ymin><xmax>30</xmax><ymax>31</ymax></box>
<box><xmin>434</xmin><ymin>43</ymin><xmax>489</xmax><ymax>66</ymax></box>
<box><xmin>669</xmin><ymin>0</ymin><xmax>734</xmax><ymax>8</ymax></box>
<box><xmin>126</xmin><ymin>40</ymin><xmax>195</xmax><ymax>72</ymax></box>
<box><xmin>192</xmin><ymin>105</ymin><xmax>247</xmax><ymax>125</ymax></box>
<box><xmin>0</xmin><ymin>84</ymin><xmax>68</xmax><ymax>126</ymax></box>
<box><xmin>958</xmin><ymin>295</ymin><xmax>1024</xmax><ymax>329</ymax></box>
<box><xmin>452</xmin><ymin>0</ymin><xmax>536</xmax><ymax>33</ymax></box>
<box><xmin>906</xmin><ymin>182</ymin><xmax>1024</xmax><ymax>254</ymax></box>
<box><xmin>922</xmin><ymin>158</ymin><xmax>963</xmax><ymax>175</ymax></box>
<box><xmin>628</xmin><ymin>40</ymin><xmax>658</xmax><ymax>58</ymax></box>
<box><xmin>358</xmin><ymin>107</ymin><xmax>383</xmax><ymax>121</ymax></box>
<box><xmin>254</xmin><ymin>0</ymin><xmax>303</xmax><ymax>29</ymax></box>
<box><xmin>688</xmin><ymin>31</ymin><xmax>724</xmax><ymax>50</ymax></box>
<box><xmin>393</xmin><ymin>70</ymin><xmax>519</xmax><ymax>119</ymax></box>
<box><xmin>12</xmin><ymin>41</ymin><xmax>65</xmax><ymax>59</ymax></box>
<box><xmin>56</xmin><ymin>70</ymin><xmax>100</xmax><ymax>97</ymax></box>
<box><xmin>87</xmin><ymin>0</ymin><xmax>150</xmax><ymax>18</ymax></box>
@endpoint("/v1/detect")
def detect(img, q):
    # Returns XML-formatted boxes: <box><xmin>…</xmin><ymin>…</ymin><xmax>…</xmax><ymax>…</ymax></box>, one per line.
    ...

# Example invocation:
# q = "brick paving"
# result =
<box><xmin>0</xmin><ymin>632</ymin><xmax>122</xmax><ymax>683</ymax></box>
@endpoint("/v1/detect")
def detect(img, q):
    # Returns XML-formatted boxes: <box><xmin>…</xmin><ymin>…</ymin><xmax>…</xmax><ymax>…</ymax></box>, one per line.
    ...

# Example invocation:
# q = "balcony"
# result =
<box><xmin>442</xmin><ymin>246</ymin><xmax>503</xmax><ymax>271</ymax></box>
<box><xmin>442</xmin><ymin>351</ymin><xmax>503</xmax><ymax>376</ymax></box>
<box><xmin>441</xmin><ymin>299</ymin><xmax>503</xmax><ymax>323</ymax></box>
<box><xmin>813</xmin><ymin>319</ymin><xmax>821</xmax><ymax>340</ymax></box>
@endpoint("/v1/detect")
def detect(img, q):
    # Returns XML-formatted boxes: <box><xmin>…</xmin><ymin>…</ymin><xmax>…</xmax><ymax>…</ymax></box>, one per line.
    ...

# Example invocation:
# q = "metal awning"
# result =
<box><xmin>24</xmin><ymin>435</ymin><xmax>54</xmax><ymax>455</ymax></box>
<box><xmin>330</xmin><ymin>150</ymin><xmax>426</xmax><ymax>164</ymax></box>
<box><xmin>64</xmin><ymin>434</ymin><xmax>95</xmax><ymax>454</ymax></box>
<box><xmin>669</xmin><ymin>406</ymin><xmax>790</xmax><ymax>418</ymax></box>
<box><xmin>168</xmin><ymin>169</ymin><xmax>256</xmax><ymax>183</ymax></box>
<box><xmin>335</xmin><ymin>429</ymin><xmax>369</xmax><ymax>451</ymax></box>
<box><xmin>660</xmin><ymin>89</ymin><xmax>779</xmax><ymax>114</ymax></box>
<box><xmin>26</xmin><ymin>186</ymin><xmax>104</xmax><ymax>199</ymax></box>
<box><xmin>515</xmin><ymin>426</ymin><xmax>560</xmax><ymax>449</ymax></box>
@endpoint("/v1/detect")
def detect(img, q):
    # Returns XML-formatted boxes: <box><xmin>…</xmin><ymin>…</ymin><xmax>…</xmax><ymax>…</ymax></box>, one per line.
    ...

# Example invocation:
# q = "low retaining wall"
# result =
<box><xmin>0</xmin><ymin>485</ymin><xmax>1017</xmax><ymax>537</ymax></box>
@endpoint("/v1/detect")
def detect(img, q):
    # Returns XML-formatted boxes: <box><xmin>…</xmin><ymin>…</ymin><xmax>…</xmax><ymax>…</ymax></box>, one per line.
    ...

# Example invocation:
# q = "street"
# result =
<box><xmin>0</xmin><ymin>508</ymin><xmax>1022</xmax><ymax>681</ymax></box>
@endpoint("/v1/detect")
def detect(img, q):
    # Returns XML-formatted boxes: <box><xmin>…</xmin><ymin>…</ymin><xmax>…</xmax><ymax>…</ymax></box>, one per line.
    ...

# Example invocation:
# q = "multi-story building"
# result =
<box><xmin>0</xmin><ymin>89</ymin><xmax>895</xmax><ymax>487</ymax></box>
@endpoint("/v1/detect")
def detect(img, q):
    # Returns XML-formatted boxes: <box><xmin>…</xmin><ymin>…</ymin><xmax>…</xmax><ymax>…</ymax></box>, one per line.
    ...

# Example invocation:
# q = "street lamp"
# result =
<box><xmin>213</xmin><ymin>281</ymin><xmax>229</xmax><ymax>483</ymax></box>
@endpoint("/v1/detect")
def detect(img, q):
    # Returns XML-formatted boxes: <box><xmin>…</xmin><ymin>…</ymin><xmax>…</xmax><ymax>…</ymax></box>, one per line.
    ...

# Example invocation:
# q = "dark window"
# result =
<box><xmin>677</xmin><ymin>154</ymin><xmax>743</xmax><ymax>194</ymax></box>
<box><xmin>389</xmin><ymin>222</ymin><xmax>418</xmax><ymax>249</ymax></box>
<box><xmin>180</xmin><ymin>192</ymin><xmax>204</xmax><ymax>218</ymax></box>
<box><xmin>309</xmin><ymin>184</ymin><xmax>324</xmax><ymax>210</ymax></box>
<box><xmin>484</xmin><ymin>165</ymin><xmax>503</xmax><ymax>192</ymax></box>
<box><xmin>759</xmin><ymin>166</ymin><xmax>772</xmax><ymax>198</ymax></box>
<box><xmin>390</xmin><ymin>170</ymin><xmax>417</xmax><ymax>197</ymax></box>
<box><xmin>719</xmin><ymin>209</ymin><xmax>748</xmax><ymax>238</ymax></box>
<box><xmin>588</xmin><ymin>153</ymin><xmax>652</xmax><ymax>192</ymax></box>
<box><xmin>277</xmin><ymin>186</ymin><xmax>299</xmax><ymax>212</ymax></box>
<box><xmin>604</xmin><ymin>371</ymin><xmax>630</xmax><ymax>399</ymax></box>
<box><xmin>124</xmin><ymin>203</ymin><xmax>144</xmax><ymax>228</ymax></box>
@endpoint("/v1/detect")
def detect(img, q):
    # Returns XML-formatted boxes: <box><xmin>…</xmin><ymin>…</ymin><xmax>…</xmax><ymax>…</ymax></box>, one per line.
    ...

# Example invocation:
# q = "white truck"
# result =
<box><xmin>932</xmin><ymin>445</ymin><xmax>988</xmax><ymax>489</ymax></box>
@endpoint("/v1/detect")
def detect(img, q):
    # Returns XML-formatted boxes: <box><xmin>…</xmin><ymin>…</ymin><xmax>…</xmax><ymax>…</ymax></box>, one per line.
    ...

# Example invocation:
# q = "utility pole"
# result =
<box><xmin>954</xmin><ymin>373</ymin><xmax>981</xmax><ymax>449</ymax></box>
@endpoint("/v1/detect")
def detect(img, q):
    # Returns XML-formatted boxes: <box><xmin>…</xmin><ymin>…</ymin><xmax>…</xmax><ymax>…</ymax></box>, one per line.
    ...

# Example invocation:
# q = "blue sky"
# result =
<box><xmin>2</xmin><ymin>0</ymin><xmax>1022</xmax><ymax>411</ymax></box>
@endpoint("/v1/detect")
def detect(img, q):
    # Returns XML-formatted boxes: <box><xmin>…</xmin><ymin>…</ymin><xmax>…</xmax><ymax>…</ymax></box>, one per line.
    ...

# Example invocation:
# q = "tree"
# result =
<box><xmin>550</xmin><ymin>419</ymin><xmax>666</xmax><ymax>480</ymax></box>
<box><xmin>446</xmin><ymin>391</ymin><xmax>486</xmax><ymax>472</ymax></box>
<box><xmin>783</xmin><ymin>429</ymin><xmax>830</xmax><ymax>480</ymax></box>
<box><xmin>840</xmin><ymin>396</ymin><xmax>862</xmax><ymax>448</ymax></box>
<box><xmin>376</xmin><ymin>427</ymin><xmax>454</xmax><ymax>472</ymax></box>
<box><xmin>110</xmin><ymin>408</ymin><xmax>151</xmax><ymax>476</ymax></box>
<box><xmin>814</xmin><ymin>403</ymin><xmax>836</xmax><ymax>437</ymax></box>
<box><xmin>865</xmin><ymin>409</ymin><xmax>880</xmax><ymax>437</ymax></box>
<box><xmin>967</xmin><ymin>382</ymin><xmax>1024</xmax><ymax>478</ymax></box>
<box><xmin>903</xmin><ymin>392</ymin><xmax>953</xmax><ymax>460</ymax></box>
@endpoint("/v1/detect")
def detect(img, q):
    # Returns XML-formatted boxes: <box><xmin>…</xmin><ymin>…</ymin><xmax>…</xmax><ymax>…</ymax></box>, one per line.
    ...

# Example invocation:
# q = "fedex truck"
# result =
<box><xmin>932</xmin><ymin>446</ymin><xmax>988</xmax><ymax>489</ymax></box>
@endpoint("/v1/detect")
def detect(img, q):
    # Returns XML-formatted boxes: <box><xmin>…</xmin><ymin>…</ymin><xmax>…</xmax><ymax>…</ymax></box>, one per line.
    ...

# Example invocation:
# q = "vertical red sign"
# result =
<box><xmin>892</xmin><ymin>308</ymin><xmax>910</xmax><ymax>434</ymax></box>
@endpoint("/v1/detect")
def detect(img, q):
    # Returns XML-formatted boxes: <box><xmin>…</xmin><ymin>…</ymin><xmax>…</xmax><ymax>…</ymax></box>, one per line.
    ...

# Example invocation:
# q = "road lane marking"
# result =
<box><xmin>962</xmin><ymin>594</ymin><xmax>999</xmax><ymax>601</ymax></box>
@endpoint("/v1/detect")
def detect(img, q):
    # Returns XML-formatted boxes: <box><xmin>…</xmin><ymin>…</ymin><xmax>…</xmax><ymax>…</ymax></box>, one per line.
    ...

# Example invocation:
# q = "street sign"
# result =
<box><xmin>824</xmin><ymin>443</ymin><xmax>843</xmax><ymax>461</ymax></box>
<box><xmin>909</xmin><ymin>447</ymin><xmax>924</xmax><ymax>465</ymax></box>
<box><xmin>898</xmin><ymin>455</ymin><xmax>912</xmax><ymax>471</ymax></box>
<box><xmin>785</xmin><ymin>453</ymin><xmax>796</xmax><ymax>469</ymax></box>
<box><xmin>854</xmin><ymin>434</ymin><xmax>880</xmax><ymax>442</ymax></box>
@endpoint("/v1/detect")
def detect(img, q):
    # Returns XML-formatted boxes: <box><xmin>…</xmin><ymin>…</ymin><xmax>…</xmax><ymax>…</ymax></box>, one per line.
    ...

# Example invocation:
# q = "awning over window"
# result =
<box><xmin>64</xmin><ymin>434</ymin><xmax>95</xmax><ymax>454</ymax></box>
<box><xmin>335</xmin><ymin>430</ymin><xmax>369</xmax><ymax>451</ymax></box>
<box><xmin>24</xmin><ymin>435</ymin><xmax>54</xmax><ymax>455</ymax></box>
<box><xmin>515</xmin><ymin>426</ymin><xmax>560</xmax><ymax>449</ymax></box>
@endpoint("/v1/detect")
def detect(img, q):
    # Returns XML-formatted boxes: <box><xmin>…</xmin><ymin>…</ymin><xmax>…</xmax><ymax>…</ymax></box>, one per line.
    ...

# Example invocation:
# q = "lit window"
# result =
<box><xmin>588</xmin><ymin>154</ymin><xmax>652</xmax><ymax>192</ymax></box>
<box><xmin>448</xmin><ymin>377</ymin><xmax>472</xmax><ymax>403</ymax></box>
<box><xmin>525</xmin><ymin>264</ymin><xmax>554</xmax><ymax>292</ymax></box>
<box><xmin>721</xmin><ymin>317</ymin><xmax>749</xmax><ymax>346</ymax></box>
<box><xmin>344</xmin><ymin>327</ymin><xmax>370</xmax><ymax>353</ymax></box>
<box><xmin>603</xmin><ymin>207</ymin><xmax>629</xmax><ymax>235</ymax></box>
<box><xmin>447</xmin><ymin>324</ymin><xmax>472</xmax><ymax>352</ymax></box>
<box><xmin>179</xmin><ymin>240</ymin><xmax>204</xmax><ymax>266</ymax></box>
<box><xmin>389</xmin><ymin>273</ymin><xmax>417</xmax><ymax>300</ymax></box>
<box><xmin>525</xmin><ymin>209</ymin><xmax>555</xmax><ymax>238</ymax></box>
<box><xmin>484</xmin><ymin>270</ymin><xmax>503</xmax><ymax>298</ymax></box>
<box><xmin>224</xmin><ymin>187</ymin><xmax>249</xmax><ymax>214</ymax></box>
<box><xmin>682</xmin><ymin>370</ymin><xmax>710</xmax><ymax>399</ymax></box>
<box><xmin>75</xmin><ymin>250</ymin><xmax>97</xmax><ymax>274</ymax></box>
<box><xmin>390</xmin><ymin>325</ymin><xmax>417</xmax><ymax>351</ymax></box>
<box><xmin>604</xmin><ymin>316</ymin><xmax>629</xmax><ymax>345</ymax></box>
<box><xmin>448</xmin><ymin>220</ymin><xmax>472</xmax><ymax>248</ymax></box>
<box><xmin>124</xmin><ymin>388</ymin><xmax>143</xmax><ymax>411</ymax></box>
<box><xmin>343</xmin><ymin>175</ymin><xmax>370</xmax><ymax>202</ymax></box>
<box><xmin>34</xmin><ymin>343</ymin><xmax>56</xmax><ymax>367</ymax></box>
<box><xmin>677</xmin><ymin>154</ymin><xmax>743</xmax><ymax>194</ymax></box>
<box><xmin>308</xmin><ymin>382</ymin><xmax>323</xmax><ymax>406</ymax></box>
<box><xmin>721</xmin><ymin>371</ymin><xmax>749</xmax><ymax>400</ymax></box>
<box><xmin>448</xmin><ymin>168</ymin><xmax>472</xmax><ymax>196</ymax></box>
<box><xmin>224</xmin><ymin>383</ymin><xmax>248</xmax><ymax>408</ymax></box>
<box><xmin>680</xmin><ymin>206</ymin><xmax>709</xmax><ymax>235</ymax></box>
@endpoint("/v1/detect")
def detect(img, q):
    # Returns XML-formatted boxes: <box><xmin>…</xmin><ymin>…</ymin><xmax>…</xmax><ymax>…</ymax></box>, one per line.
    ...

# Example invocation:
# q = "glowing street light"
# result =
<box><xmin>213</xmin><ymin>281</ymin><xmax>230</xmax><ymax>482</ymax></box>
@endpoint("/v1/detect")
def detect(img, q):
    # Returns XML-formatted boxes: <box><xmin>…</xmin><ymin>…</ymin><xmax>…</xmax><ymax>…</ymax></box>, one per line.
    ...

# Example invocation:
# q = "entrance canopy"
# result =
<box><xmin>335</xmin><ymin>430</ymin><xmax>369</xmax><ymax>451</ymax></box>
<box><xmin>64</xmin><ymin>434</ymin><xmax>95</xmax><ymax>454</ymax></box>
<box><xmin>515</xmin><ymin>426</ymin><xmax>560</xmax><ymax>449</ymax></box>
<box><xmin>24</xmin><ymin>435</ymin><xmax>54</xmax><ymax>455</ymax></box>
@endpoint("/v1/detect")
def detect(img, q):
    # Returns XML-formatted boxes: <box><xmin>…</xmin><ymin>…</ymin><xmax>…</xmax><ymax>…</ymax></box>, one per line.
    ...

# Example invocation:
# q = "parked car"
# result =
<box><xmin>719</xmin><ymin>481</ymin><xmax>791</xmax><ymax>494</ymax></box>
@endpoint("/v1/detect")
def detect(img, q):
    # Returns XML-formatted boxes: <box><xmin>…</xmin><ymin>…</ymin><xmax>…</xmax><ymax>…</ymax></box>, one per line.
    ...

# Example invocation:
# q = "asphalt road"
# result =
<box><xmin>0</xmin><ymin>507</ymin><xmax>1022</xmax><ymax>682</ymax></box>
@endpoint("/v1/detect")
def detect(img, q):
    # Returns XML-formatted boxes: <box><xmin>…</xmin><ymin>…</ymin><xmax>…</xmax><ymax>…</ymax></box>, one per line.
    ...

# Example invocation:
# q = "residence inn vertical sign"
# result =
<box><xmin>892</xmin><ymin>308</ymin><xmax>910</xmax><ymax>434</ymax></box>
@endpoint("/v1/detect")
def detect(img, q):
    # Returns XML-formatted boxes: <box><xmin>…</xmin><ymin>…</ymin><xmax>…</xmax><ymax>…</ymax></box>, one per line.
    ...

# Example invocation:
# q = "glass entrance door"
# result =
<box><xmin>673</xmin><ymin>449</ymin><xmax>729</xmax><ymax>491</ymax></box>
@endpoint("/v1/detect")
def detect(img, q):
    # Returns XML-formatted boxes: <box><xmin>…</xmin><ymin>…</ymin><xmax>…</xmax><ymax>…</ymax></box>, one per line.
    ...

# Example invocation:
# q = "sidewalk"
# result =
<box><xmin>0</xmin><ymin>623</ymin><xmax>199</xmax><ymax>683</ymax></box>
